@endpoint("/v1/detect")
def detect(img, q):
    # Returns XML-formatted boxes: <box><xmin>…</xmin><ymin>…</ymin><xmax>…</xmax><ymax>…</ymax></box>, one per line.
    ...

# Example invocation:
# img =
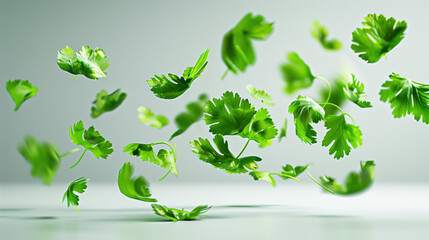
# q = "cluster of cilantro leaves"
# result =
<box><xmin>8</xmin><ymin>11</ymin><xmax>428</xmax><ymax>221</ymax></box>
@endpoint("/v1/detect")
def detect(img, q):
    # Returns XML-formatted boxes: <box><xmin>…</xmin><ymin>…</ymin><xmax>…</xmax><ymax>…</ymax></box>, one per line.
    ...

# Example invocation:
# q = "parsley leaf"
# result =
<box><xmin>246</xmin><ymin>84</ymin><xmax>275</xmax><ymax>106</ymax></box>
<box><xmin>281</xmin><ymin>164</ymin><xmax>310</xmax><ymax>179</ymax></box>
<box><xmin>118</xmin><ymin>162</ymin><xmax>157</xmax><ymax>202</ymax></box>
<box><xmin>69</xmin><ymin>121</ymin><xmax>113</xmax><ymax>168</ymax></box>
<box><xmin>238</xmin><ymin>108</ymin><xmax>278</xmax><ymax>147</ymax></box>
<box><xmin>322</xmin><ymin>114</ymin><xmax>363</xmax><ymax>159</ymax></box>
<box><xmin>123</xmin><ymin>142</ymin><xmax>177</xmax><ymax>180</ymax></box>
<box><xmin>57</xmin><ymin>46</ymin><xmax>109</xmax><ymax>80</ymax></box>
<box><xmin>137</xmin><ymin>106</ymin><xmax>169</xmax><ymax>128</ymax></box>
<box><xmin>6</xmin><ymin>79</ymin><xmax>38</xmax><ymax>111</ymax></box>
<box><xmin>288</xmin><ymin>95</ymin><xmax>325</xmax><ymax>144</ymax></box>
<box><xmin>18</xmin><ymin>136</ymin><xmax>61</xmax><ymax>185</ymax></box>
<box><xmin>91</xmin><ymin>89</ymin><xmax>127</xmax><ymax>118</ymax></box>
<box><xmin>151</xmin><ymin>204</ymin><xmax>211</xmax><ymax>222</ymax></box>
<box><xmin>278</xmin><ymin>119</ymin><xmax>287</xmax><ymax>142</ymax></box>
<box><xmin>62</xmin><ymin>177</ymin><xmax>89</xmax><ymax>212</ymax></box>
<box><xmin>221</xmin><ymin>13</ymin><xmax>273</xmax><ymax>77</ymax></box>
<box><xmin>190</xmin><ymin>134</ymin><xmax>261</xmax><ymax>174</ymax></box>
<box><xmin>147</xmin><ymin>49</ymin><xmax>209</xmax><ymax>99</ymax></box>
<box><xmin>311</xmin><ymin>21</ymin><xmax>342</xmax><ymax>50</ymax></box>
<box><xmin>319</xmin><ymin>161</ymin><xmax>375</xmax><ymax>195</ymax></box>
<box><xmin>380</xmin><ymin>73</ymin><xmax>429</xmax><ymax>124</ymax></box>
<box><xmin>281</xmin><ymin>52</ymin><xmax>315</xmax><ymax>94</ymax></box>
<box><xmin>343</xmin><ymin>74</ymin><xmax>372</xmax><ymax>108</ymax></box>
<box><xmin>170</xmin><ymin>94</ymin><xmax>208</xmax><ymax>140</ymax></box>
<box><xmin>351</xmin><ymin>14</ymin><xmax>407</xmax><ymax>63</ymax></box>
<box><xmin>204</xmin><ymin>91</ymin><xmax>256</xmax><ymax>135</ymax></box>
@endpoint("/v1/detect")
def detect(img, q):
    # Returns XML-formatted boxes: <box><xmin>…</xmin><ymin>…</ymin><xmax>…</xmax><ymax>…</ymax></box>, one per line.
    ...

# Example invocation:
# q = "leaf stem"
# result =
<box><xmin>221</xmin><ymin>69</ymin><xmax>229</xmax><ymax>80</ymax></box>
<box><xmin>72</xmin><ymin>75</ymin><xmax>77</xmax><ymax>81</ymax></box>
<box><xmin>158</xmin><ymin>169</ymin><xmax>171</xmax><ymax>181</ymax></box>
<box><xmin>236</xmin><ymin>138</ymin><xmax>251</xmax><ymax>158</ymax></box>
<box><xmin>270</xmin><ymin>173</ymin><xmax>300</xmax><ymax>182</ymax></box>
<box><xmin>70</xmin><ymin>149</ymin><xmax>87</xmax><ymax>169</ymax></box>
<box><xmin>60</xmin><ymin>148</ymin><xmax>80</xmax><ymax>158</ymax></box>
<box><xmin>320</xmin><ymin>102</ymin><xmax>344</xmax><ymax>114</ymax></box>
<box><xmin>315</xmin><ymin>76</ymin><xmax>331</xmax><ymax>106</ymax></box>
<box><xmin>76</xmin><ymin>206</ymin><xmax>79</xmax><ymax>213</ymax></box>
<box><xmin>306</xmin><ymin>172</ymin><xmax>335</xmax><ymax>194</ymax></box>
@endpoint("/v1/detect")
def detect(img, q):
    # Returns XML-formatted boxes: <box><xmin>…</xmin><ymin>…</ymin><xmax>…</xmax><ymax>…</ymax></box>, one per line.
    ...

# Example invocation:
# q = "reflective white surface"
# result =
<box><xmin>1</xmin><ymin>183</ymin><xmax>428</xmax><ymax>239</ymax></box>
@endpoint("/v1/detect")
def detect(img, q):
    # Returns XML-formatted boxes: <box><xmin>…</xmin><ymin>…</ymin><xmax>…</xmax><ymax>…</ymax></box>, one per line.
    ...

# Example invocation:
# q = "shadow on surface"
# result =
<box><xmin>215</xmin><ymin>204</ymin><xmax>280</xmax><ymax>209</ymax></box>
<box><xmin>0</xmin><ymin>208</ymin><xmax>31</xmax><ymax>212</ymax></box>
<box><xmin>0</xmin><ymin>215</ymin><xmax>57</xmax><ymax>220</ymax></box>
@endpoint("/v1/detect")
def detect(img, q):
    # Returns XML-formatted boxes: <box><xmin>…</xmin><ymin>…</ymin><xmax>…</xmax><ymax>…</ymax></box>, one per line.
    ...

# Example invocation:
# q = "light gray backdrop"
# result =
<box><xmin>1</xmin><ymin>0</ymin><xmax>428</xmax><ymax>184</ymax></box>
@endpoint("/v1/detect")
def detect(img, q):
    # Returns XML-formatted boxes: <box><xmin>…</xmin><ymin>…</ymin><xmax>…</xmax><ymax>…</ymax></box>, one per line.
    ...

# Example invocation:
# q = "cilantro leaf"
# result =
<box><xmin>238</xmin><ymin>108</ymin><xmax>278</xmax><ymax>147</ymax></box>
<box><xmin>343</xmin><ymin>74</ymin><xmax>372</xmax><ymax>108</ymax></box>
<box><xmin>69</xmin><ymin>121</ymin><xmax>113</xmax><ymax>168</ymax></box>
<box><xmin>170</xmin><ymin>94</ymin><xmax>208</xmax><ymax>140</ymax></box>
<box><xmin>380</xmin><ymin>73</ymin><xmax>429</xmax><ymax>124</ymax></box>
<box><xmin>249</xmin><ymin>171</ymin><xmax>277</xmax><ymax>187</ymax></box>
<box><xmin>137</xmin><ymin>106</ymin><xmax>169</xmax><ymax>128</ymax></box>
<box><xmin>351</xmin><ymin>14</ymin><xmax>407</xmax><ymax>63</ymax></box>
<box><xmin>319</xmin><ymin>161</ymin><xmax>375</xmax><ymax>195</ymax></box>
<box><xmin>147</xmin><ymin>49</ymin><xmax>209</xmax><ymax>99</ymax></box>
<box><xmin>62</xmin><ymin>177</ymin><xmax>89</xmax><ymax>212</ymax></box>
<box><xmin>204</xmin><ymin>91</ymin><xmax>256</xmax><ymax>135</ymax></box>
<box><xmin>190</xmin><ymin>134</ymin><xmax>261</xmax><ymax>174</ymax></box>
<box><xmin>151</xmin><ymin>204</ymin><xmax>211</xmax><ymax>222</ymax></box>
<box><xmin>322</xmin><ymin>114</ymin><xmax>363</xmax><ymax>159</ymax></box>
<box><xmin>18</xmin><ymin>136</ymin><xmax>61</xmax><ymax>185</ymax></box>
<box><xmin>288</xmin><ymin>95</ymin><xmax>325</xmax><ymax>144</ymax></box>
<box><xmin>91</xmin><ymin>89</ymin><xmax>127</xmax><ymax>118</ymax></box>
<box><xmin>221</xmin><ymin>13</ymin><xmax>273</xmax><ymax>76</ymax></box>
<box><xmin>6</xmin><ymin>79</ymin><xmax>38</xmax><ymax>111</ymax></box>
<box><xmin>123</xmin><ymin>142</ymin><xmax>177</xmax><ymax>180</ymax></box>
<box><xmin>311</xmin><ymin>21</ymin><xmax>342</xmax><ymax>50</ymax></box>
<box><xmin>281</xmin><ymin>52</ymin><xmax>315</xmax><ymax>94</ymax></box>
<box><xmin>57</xmin><ymin>45</ymin><xmax>109</xmax><ymax>80</ymax></box>
<box><xmin>278</xmin><ymin>119</ymin><xmax>287</xmax><ymax>142</ymax></box>
<box><xmin>281</xmin><ymin>164</ymin><xmax>310</xmax><ymax>179</ymax></box>
<box><xmin>118</xmin><ymin>162</ymin><xmax>157</xmax><ymax>202</ymax></box>
<box><xmin>246</xmin><ymin>84</ymin><xmax>275</xmax><ymax>106</ymax></box>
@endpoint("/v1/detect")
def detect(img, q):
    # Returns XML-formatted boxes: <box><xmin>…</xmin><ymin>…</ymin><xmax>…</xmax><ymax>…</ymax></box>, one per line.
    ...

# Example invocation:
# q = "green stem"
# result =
<box><xmin>151</xmin><ymin>142</ymin><xmax>177</xmax><ymax>180</ymax></box>
<box><xmin>70</xmin><ymin>149</ymin><xmax>87</xmax><ymax>169</ymax></box>
<box><xmin>315</xmin><ymin>76</ymin><xmax>331</xmax><ymax>107</ymax></box>
<box><xmin>221</xmin><ymin>69</ymin><xmax>229</xmax><ymax>80</ymax></box>
<box><xmin>72</xmin><ymin>75</ymin><xmax>77</xmax><ymax>81</ymax></box>
<box><xmin>270</xmin><ymin>173</ymin><xmax>300</xmax><ymax>182</ymax></box>
<box><xmin>306</xmin><ymin>172</ymin><xmax>335</xmax><ymax>194</ymax></box>
<box><xmin>60</xmin><ymin>148</ymin><xmax>80</xmax><ymax>158</ymax></box>
<box><xmin>318</xmin><ymin>102</ymin><xmax>356</xmax><ymax>125</ymax></box>
<box><xmin>76</xmin><ymin>206</ymin><xmax>79</xmax><ymax>213</ymax></box>
<box><xmin>236</xmin><ymin>138</ymin><xmax>251</xmax><ymax>158</ymax></box>
<box><xmin>158</xmin><ymin>169</ymin><xmax>171</xmax><ymax>181</ymax></box>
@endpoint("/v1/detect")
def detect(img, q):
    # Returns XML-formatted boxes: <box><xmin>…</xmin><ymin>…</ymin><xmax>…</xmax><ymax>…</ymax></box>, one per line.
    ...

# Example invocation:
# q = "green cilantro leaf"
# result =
<box><xmin>170</xmin><ymin>94</ymin><xmax>208</xmax><ymax>140</ymax></box>
<box><xmin>123</xmin><ymin>142</ymin><xmax>177</xmax><ymax>180</ymax></box>
<box><xmin>6</xmin><ymin>79</ymin><xmax>38</xmax><ymax>111</ymax></box>
<box><xmin>246</xmin><ymin>84</ymin><xmax>275</xmax><ymax>106</ymax></box>
<box><xmin>319</xmin><ymin>161</ymin><xmax>375</xmax><ymax>195</ymax></box>
<box><xmin>18</xmin><ymin>136</ymin><xmax>61</xmax><ymax>185</ymax></box>
<box><xmin>118</xmin><ymin>162</ymin><xmax>157</xmax><ymax>202</ymax></box>
<box><xmin>249</xmin><ymin>171</ymin><xmax>277</xmax><ymax>187</ymax></box>
<box><xmin>238</xmin><ymin>108</ymin><xmax>278</xmax><ymax>147</ymax></box>
<box><xmin>91</xmin><ymin>89</ymin><xmax>127</xmax><ymax>118</ymax></box>
<box><xmin>137</xmin><ymin>106</ymin><xmax>169</xmax><ymax>128</ymax></box>
<box><xmin>151</xmin><ymin>204</ymin><xmax>211</xmax><ymax>222</ymax></box>
<box><xmin>311</xmin><ymin>21</ymin><xmax>342</xmax><ymax>50</ymax></box>
<box><xmin>278</xmin><ymin>119</ymin><xmax>287</xmax><ymax>142</ymax></box>
<box><xmin>221</xmin><ymin>13</ymin><xmax>273</xmax><ymax>76</ymax></box>
<box><xmin>281</xmin><ymin>164</ymin><xmax>310</xmax><ymax>179</ymax></box>
<box><xmin>57</xmin><ymin>45</ymin><xmax>109</xmax><ymax>80</ymax></box>
<box><xmin>343</xmin><ymin>74</ymin><xmax>372</xmax><ymax>108</ymax></box>
<box><xmin>351</xmin><ymin>14</ymin><xmax>407</xmax><ymax>63</ymax></box>
<box><xmin>62</xmin><ymin>177</ymin><xmax>89</xmax><ymax>212</ymax></box>
<box><xmin>322</xmin><ymin>114</ymin><xmax>363</xmax><ymax>159</ymax></box>
<box><xmin>69</xmin><ymin>121</ymin><xmax>113</xmax><ymax>168</ymax></box>
<box><xmin>204</xmin><ymin>91</ymin><xmax>256</xmax><ymax>135</ymax></box>
<box><xmin>380</xmin><ymin>73</ymin><xmax>429</xmax><ymax>124</ymax></box>
<box><xmin>190</xmin><ymin>134</ymin><xmax>261</xmax><ymax>174</ymax></box>
<box><xmin>288</xmin><ymin>95</ymin><xmax>325</xmax><ymax>144</ymax></box>
<box><xmin>147</xmin><ymin>49</ymin><xmax>209</xmax><ymax>99</ymax></box>
<box><xmin>281</xmin><ymin>52</ymin><xmax>315</xmax><ymax>94</ymax></box>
